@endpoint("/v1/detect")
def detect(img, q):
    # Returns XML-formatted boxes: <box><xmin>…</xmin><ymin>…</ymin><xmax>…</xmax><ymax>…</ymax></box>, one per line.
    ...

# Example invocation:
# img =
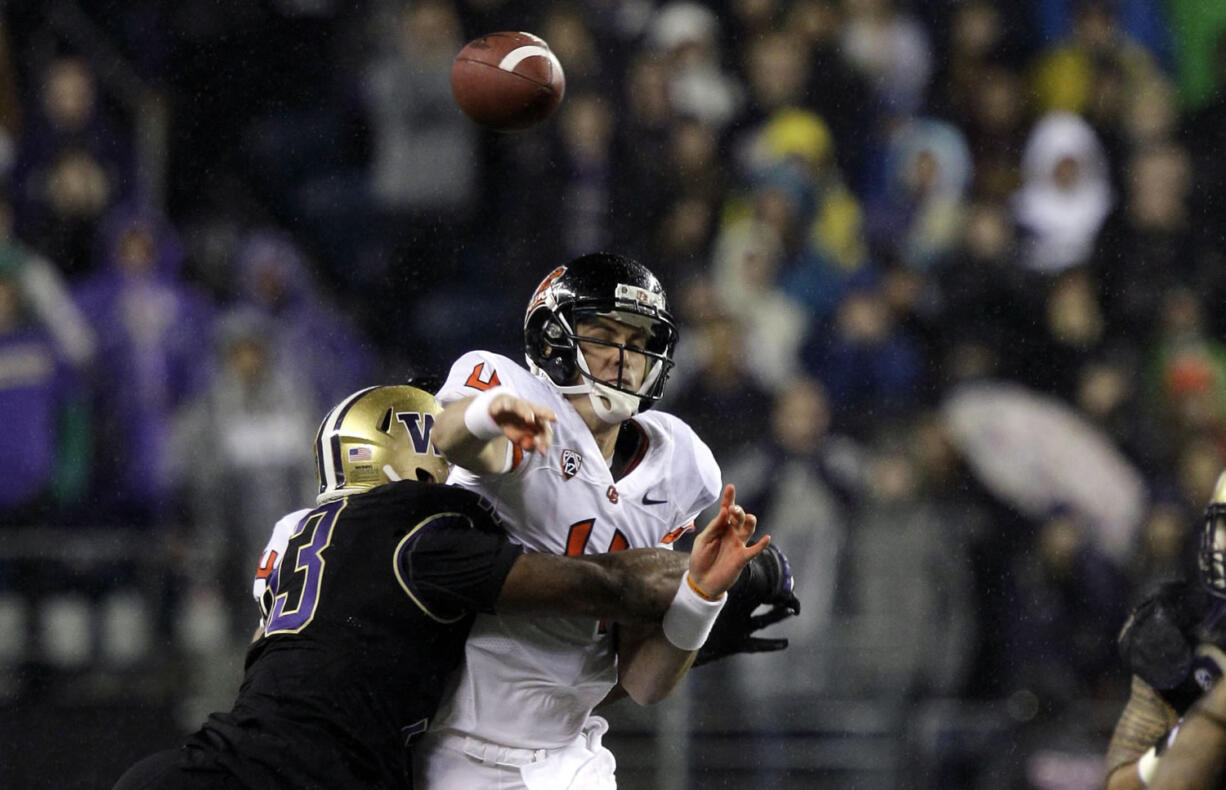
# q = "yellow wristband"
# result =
<box><xmin>686</xmin><ymin>572</ymin><xmax>721</xmax><ymax>602</ymax></box>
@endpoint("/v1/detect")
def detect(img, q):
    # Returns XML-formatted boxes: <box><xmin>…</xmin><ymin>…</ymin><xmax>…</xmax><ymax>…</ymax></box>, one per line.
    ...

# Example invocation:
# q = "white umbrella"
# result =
<box><xmin>941</xmin><ymin>379</ymin><xmax>1147</xmax><ymax>563</ymax></box>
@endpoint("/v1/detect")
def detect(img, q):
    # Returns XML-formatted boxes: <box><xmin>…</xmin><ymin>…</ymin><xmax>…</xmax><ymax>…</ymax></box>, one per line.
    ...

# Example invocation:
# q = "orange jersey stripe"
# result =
<box><xmin>660</xmin><ymin>522</ymin><xmax>694</xmax><ymax>545</ymax></box>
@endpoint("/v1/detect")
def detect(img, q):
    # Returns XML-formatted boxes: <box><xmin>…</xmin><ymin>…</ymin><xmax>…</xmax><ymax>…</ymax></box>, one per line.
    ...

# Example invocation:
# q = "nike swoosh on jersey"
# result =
<box><xmin>641</xmin><ymin>492</ymin><xmax>667</xmax><ymax>505</ymax></box>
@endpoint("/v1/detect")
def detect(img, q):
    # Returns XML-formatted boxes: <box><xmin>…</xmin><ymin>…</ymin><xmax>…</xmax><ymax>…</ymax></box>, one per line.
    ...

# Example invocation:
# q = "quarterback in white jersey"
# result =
<box><xmin>418</xmin><ymin>253</ymin><xmax>733</xmax><ymax>789</ymax></box>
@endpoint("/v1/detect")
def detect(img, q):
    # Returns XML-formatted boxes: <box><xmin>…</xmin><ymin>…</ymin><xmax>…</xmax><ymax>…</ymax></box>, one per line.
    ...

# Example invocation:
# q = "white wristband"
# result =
<box><xmin>1136</xmin><ymin>745</ymin><xmax>1159</xmax><ymax>785</ymax></box>
<box><xmin>463</xmin><ymin>387</ymin><xmax>505</xmax><ymax>441</ymax></box>
<box><xmin>1137</xmin><ymin>722</ymin><xmax>1181</xmax><ymax>785</ymax></box>
<box><xmin>662</xmin><ymin>573</ymin><xmax>726</xmax><ymax>651</ymax></box>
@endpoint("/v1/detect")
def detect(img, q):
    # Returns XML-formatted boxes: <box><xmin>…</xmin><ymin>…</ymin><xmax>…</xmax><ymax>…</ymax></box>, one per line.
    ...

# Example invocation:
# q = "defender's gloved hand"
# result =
<box><xmin>1119</xmin><ymin>580</ymin><xmax>1223</xmax><ymax>713</ymax></box>
<box><xmin>693</xmin><ymin>542</ymin><xmax>800</xmax><ymax>668</ymax></box>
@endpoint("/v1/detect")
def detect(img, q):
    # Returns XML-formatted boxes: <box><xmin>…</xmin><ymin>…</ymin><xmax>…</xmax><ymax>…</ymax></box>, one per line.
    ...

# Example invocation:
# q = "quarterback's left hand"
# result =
<box><xmin>687</xmin><ymin>484</ymin><xmax>768</xmax><ymax>598</ymax></box>
<box><xmin>693</xmin><ymin>541</ymin><xmax>800</xmax><ymax>668</ymax></box>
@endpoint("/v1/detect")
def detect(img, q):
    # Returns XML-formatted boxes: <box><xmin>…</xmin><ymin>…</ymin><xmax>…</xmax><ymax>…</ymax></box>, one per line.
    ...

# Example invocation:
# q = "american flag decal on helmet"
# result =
<box><xmin>348</xmin><ymin>446</ymin><xmax>373</xmax><ymax>462</ymax></box>
<box><xmin>615</xmin><ymin>283</ymin><xmax>663</xmax><ymax>310</ymax></box>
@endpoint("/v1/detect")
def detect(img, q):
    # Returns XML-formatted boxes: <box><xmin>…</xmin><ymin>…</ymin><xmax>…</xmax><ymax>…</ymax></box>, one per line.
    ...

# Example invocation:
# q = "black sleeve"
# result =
<box><xmin>395</xmin><ymin>512</ymin><xmax>523</xmax><ymax>620</ymax></box>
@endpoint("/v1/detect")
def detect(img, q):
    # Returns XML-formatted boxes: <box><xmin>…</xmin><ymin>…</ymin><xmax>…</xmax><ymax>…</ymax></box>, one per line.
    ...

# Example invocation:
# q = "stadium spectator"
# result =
<box><xmin>538</xmin><ymin>4</ymin><xmax>605</xmax><ymax>93</ymax></box>
<box><xmin>839</xmin><ymin>0</ymin><xmax>934</xmax><ymax>120</ymax></box>
<box><xmin>646</xmin><ymin>2</ymin><xmax>743</xmax><ymax>131</ymax></box>
<box><xmin>666</xmin><ymin>312</ymin><xmax>774</xmax><ymax>466</ymax></box>
<box><xmin>1182</xmin><ymin>30</ymin><xmax>1226</xmax><ymax>236</ymax></box>
<box><xmin>786</xmin><ymin>0</ymin><xmax>873</xmax><ymax>183</ymax></box>
<box><xmin>167</xmin><ymin>308</ymin><xmax>318</xmax><ymax>622</ymax></box>
<box><xmin>641</xmin><ymin>117</ymin><xmax>727</xmax><ymax>283</ymax></box>
<box><xmin>715</xmin><ymin>376</ymin><xmax>856</xmax><ymax>700</ymax></box>
<box><xmin>1012</xmin><ymin>112</ymin><xmax>1114</xmax><ymax>275</ymax></box>
<box><xmin>1122</xmin><ymin>75</ymin><xmax>1180</xmax><ymax>149</ymax></box>
<box><xmin>841</xmin><ymin>432</ymin><xmax>978</xmax><ymax>696</ymax></box>
<box><xmin>1074</xmin><ymin>350</ymin><xmax>1167</xmax><ymax>473</ymax></box>
<box><xmin>0</xmin><ymin>258</ymin><xmax>89</xmax><ymax>525</ymax></box>
<box><xmin>1004</xmin><ymin>506</ymin><xmax>1130</xmax><ymax>703</ymax></box>
<box><xmin>611</xmin><ymin>51</ymin><xmax>678</xmax><ymax>264</ymax></box>
<box><xmin>726</xmin><ymin>108</ymin><xmax>872</xmax><ymax>322</ymax></box>
<box><xmin>1030</xmin><ymin>0</ymin><xmax>1166</xmax><ymax>120</ymax></box>
<box><xmin>1143</xmin><ymin>287</ymin><xmax>1226</xmax><ymax>462</ymax></box>
<box><xmin>961</xmin><ymin>62</ymin><xmax>1030</xmax><ymax>201</ymax></box>
<box><xmin>931</xmin><ymin>199</ymin><xmax>1033</xmax><ymax>375</ymax></box>
<box><xmin>73</xmin><ymin>204</ymin><xmax>213</xmax><ymax>526</ymax></box>
<box><xmin>928</xmin><ymin>1</ymin><xmax>1013</xmax><ymax>119</ymax></box>
<box><xmin>547</xmin><ymin>91</ymin><xmax>618</xmax><ymax>262</ymax></box>
<box><xmin>1017</xmin><ymin>266</ymin><xmax>1109</xmax><ymax>399</ymax></box>
<box><xmin>866</xmin><ymin>117</ymin><xmax>973</xmax><ymax>271</ymax></box>
<box><xmin>735</xmin><ymin>29</ymin><xmax>814</xmax><ymax>128</ymax></box>
<box><xmin>1094</xmin><ymin>141</ymin><xmax>1203</xmax><ymax>346</ymax></box>
<box><xmin>0</xmin><ymin>191</ymin><xmax>94</xmax><ymax>369</ymax></box>
<box><xmin>1124</xmin><ymin>498</ymin><xmax>1197</xmax><ymax>592</ymax></box>
<box><xmin>800</xmin><ymin>284</ymin><xmax>924</xmax><ymax>437</ymax></box>
<box><xmin>708</xmin><ymin>217</ymin><xmax>807</xmax><ymax>389</ymax></box>
<box><xmin>358</xmin><ymin>0</ymin><xmax>478</xmax><ymax>345</ymax></box>
<box><xmin>12</xmin><ymin>56</ymin><xmax>130</xmax><ymax>276</ymax></box>
<box><xmin>231</xmin><ymin>228</ymin><xmax>375</xmax><ymax>413</ymax></box>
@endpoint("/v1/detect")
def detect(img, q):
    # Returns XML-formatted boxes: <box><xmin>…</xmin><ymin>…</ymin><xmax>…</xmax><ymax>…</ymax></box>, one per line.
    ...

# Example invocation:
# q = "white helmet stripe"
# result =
<box><xmin>318</xmin><ymin>386</ymin><xmax>379</xmax><ymax>493</ymax></box>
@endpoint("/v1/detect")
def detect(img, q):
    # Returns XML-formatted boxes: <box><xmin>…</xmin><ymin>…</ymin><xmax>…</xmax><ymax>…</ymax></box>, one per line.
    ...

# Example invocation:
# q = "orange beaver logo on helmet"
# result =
<box><xmin>527</xmin><ymin>266</ymin><xmax>567</xmax><ymax>313</ymax></box>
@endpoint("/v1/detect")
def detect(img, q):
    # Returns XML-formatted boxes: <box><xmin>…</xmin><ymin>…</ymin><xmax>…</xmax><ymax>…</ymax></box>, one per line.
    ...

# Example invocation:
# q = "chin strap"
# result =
<box><xmin>588</xmin><ymin>383</ymin><xmax>639</xmax><ymax>424</ymax></box>
<box><xmin>532</xmin><ymin>363</ymin><xmax>640</xmax><ymax>424</ymax></box>
<box><xmin>573</xmin><ymin>351</ymin><xmax>641</xmax><ymax>424</ymax></box>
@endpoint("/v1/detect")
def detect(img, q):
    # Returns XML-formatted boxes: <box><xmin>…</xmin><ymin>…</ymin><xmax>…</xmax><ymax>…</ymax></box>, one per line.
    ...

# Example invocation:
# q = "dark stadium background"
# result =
<box><xmin>2</xmin><ymin>1</ymin><xmax>1225</xmax><ymax>787</ymax></box>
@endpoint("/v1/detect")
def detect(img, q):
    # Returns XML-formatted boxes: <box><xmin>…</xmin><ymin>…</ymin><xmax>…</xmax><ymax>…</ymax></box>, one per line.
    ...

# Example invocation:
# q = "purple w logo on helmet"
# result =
<box><xmin>397</xmin><ymin>412</ymin><xmax>439</xmax><ymax>456</ymax></box>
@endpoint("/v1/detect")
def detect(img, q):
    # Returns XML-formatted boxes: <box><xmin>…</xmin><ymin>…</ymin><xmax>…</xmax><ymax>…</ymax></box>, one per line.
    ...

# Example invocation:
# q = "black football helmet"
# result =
<box><xmin>1200</xmin><ymin>471</ymin><xmax>1226</xmax><ymax>598</ymax></box>
<box><xmin>524</xmin><ymin>253</ymin><xmax>678</xmax><ymax>423</ymax></box>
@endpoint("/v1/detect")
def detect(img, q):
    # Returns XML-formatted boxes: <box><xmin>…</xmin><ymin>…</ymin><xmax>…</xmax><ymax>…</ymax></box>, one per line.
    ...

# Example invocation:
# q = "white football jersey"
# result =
<box><xmin>430</xmin><ymin>350</ymin><xmax>721</xmax><ymax>748</ymax></box>
<box><xmin>251</xmin><ymin>508</ymin><xmax>311</xmax><ymax>623</ymax></box>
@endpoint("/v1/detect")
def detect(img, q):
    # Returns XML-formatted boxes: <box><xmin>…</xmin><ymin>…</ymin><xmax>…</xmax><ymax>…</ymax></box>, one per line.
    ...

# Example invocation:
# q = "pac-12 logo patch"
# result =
<box><xmin>560</xmin><ymin>449</ymin><xmax>583</xmax><ymax>480</ymax></box>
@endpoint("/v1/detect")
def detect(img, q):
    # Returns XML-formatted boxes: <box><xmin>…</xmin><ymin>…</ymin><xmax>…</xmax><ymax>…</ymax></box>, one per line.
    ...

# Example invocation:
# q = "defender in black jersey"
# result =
<box><xmin>112</xmin><ymin>385</ymin><xmax>774</xmax><ymax>790</ymax></box>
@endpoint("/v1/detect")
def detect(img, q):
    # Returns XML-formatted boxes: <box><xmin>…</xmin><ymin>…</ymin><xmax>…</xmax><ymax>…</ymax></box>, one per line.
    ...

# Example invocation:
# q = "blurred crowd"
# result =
<box><xmin>3</xmin><ymin>0</ymin><xmax>1226</xmax><ymax>783</ymax></box>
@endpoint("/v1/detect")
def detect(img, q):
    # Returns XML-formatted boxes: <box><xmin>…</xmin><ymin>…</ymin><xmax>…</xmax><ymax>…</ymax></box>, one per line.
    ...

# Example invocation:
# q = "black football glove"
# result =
<box><xmin>1118</xmin><ymin>579</ymin><xmax>1226</xmax><ymax>713</ymax></box>
<box><xmin>693</xmin><ymin>541</ymin><xmax>801</xmax><ymax>668</ymax></box>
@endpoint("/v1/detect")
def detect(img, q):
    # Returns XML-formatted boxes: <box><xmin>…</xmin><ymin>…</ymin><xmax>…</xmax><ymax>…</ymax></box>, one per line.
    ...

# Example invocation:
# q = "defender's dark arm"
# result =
<box><xmin>1150</xmin><ymin>679</ymin><xmax>1226</xmax><ymax>789</ymax></box>
<box><xmin>1106</xmin><ymin>675</ymin><xmax>1180</xmax><ymax>790</ymax></box>
<box><xmin>496</xmin><ymin>548</ymin><xmax>687</xmax><ymax>623</ymax></box>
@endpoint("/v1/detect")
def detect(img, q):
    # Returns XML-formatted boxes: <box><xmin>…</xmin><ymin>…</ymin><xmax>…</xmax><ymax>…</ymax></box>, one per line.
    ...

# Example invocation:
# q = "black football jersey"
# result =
<box><xmin>183</xmin><ymin>481</ymin><xmax>522</xmax><ymax>789</ymax></box>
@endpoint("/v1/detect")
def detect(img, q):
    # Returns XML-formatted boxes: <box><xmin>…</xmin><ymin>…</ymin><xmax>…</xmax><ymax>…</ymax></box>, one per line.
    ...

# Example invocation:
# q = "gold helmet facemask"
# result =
<box><xmin>1200</xmin><ymin>471</ymin><xmax>1226</xmax><ymax>598</ymax></box>
<box><xmin>314</xmin><ymin>385</ymin><xmax>450</xmax><ymax>504</ymax></box>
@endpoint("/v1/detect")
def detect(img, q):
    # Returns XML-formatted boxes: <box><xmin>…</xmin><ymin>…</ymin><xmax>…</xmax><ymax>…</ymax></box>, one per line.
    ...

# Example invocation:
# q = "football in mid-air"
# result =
<box><xmin>450</xmin><ymin>31</ymin><xmax>566</xmax><ymax>131</ymax></box>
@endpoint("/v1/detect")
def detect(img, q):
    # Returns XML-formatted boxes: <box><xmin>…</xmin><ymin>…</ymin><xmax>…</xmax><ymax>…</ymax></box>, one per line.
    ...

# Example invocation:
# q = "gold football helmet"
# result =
<box><xmin>314</xmin><ymin>385</ymin><xmax>450</xmax><ymax>504</ymax></box>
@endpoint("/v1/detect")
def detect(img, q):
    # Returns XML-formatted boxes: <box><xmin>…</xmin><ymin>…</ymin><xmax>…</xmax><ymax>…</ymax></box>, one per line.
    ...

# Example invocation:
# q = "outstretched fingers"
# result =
<box><xmin>707</xmin><ymin>485</ymin><xmax>739</xmax><ymax>538</ymax></box>
<box><xmin>493</xmin><ymin>396</ymin><xmax>557</xmax><ymax>453</ymax></box>
<box><xmin>688</xmin><ymin>485</ymin><xmax>770</xmax><ymax>597</ymax></box>
<box><xmin>517</xmin><ymin>416</ymin><xmax>554</xmax><ymax>453</ymax></box>
<box><xmin>742</xmin><ymin>531</ymin><xmax>770</xmax><ymax>559</ymax></box>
